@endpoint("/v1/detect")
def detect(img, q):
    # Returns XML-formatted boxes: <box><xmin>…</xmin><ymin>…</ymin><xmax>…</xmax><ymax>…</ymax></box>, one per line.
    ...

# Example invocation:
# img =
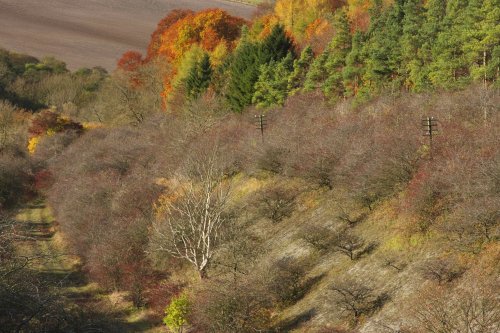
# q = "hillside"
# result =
<box><xmin>42</xmin><ymin>87</ymin><xmax>499</xmax><ymax>332</ymax></box>
<box><xmin>0</xmin><ymin>0</ymin><xmax>499</xmax><ymax>332</ymax></box>
<box><xmin>0</xmin><ymin>0</ymin><xmax>256</xmax><ymax>70</ymax></box>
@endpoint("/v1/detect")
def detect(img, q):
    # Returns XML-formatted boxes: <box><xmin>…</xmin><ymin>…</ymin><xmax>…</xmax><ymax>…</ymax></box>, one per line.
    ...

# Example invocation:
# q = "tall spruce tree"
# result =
<box><xmin>480</xmin><ymin>0</ymin><xmax>500</xmax><ymax>86</ymax></box>
<box><xmin>185</xmin><ymin>53</ymin><xmax>212</xmax><ymax>100</ymax></box>
<box><xmin>343</xmin><ymin>31</ymin><xmax>365</xmax><ymax>97</ymax></box>
<box><xmin>463</xmin><ymin>0</ymin><xmax>500</xmax><ymax>85</ymax></box>
<box><xmin>225</xmin><ymin>41</ymin><xmax>261</xmax><ymax>112</ymax></box>
<box><xmin>363</xmin><ymin>0</ymin><xmax>405</xmax><ymax>94</ymax></box>
<box><xmin>323</xmin><ymin>8</ymin><xmax>352</xmax><ymax>98</ymax></box>
<box><xmin>226</xmin><ymin>24</ymin><xmax>294</xmax><ymax>112</ymax></box>
<box><xmin>253</xmin><ymin>53</ymin><xmax>294</xmax><ymax>108</ymax></box>
<box><xmin>303</xmin><ymin>48</ymin><xmax>330</xmax><ymax>91</ymax></box>
<box><xmin>418</xmin><ymin>0</ymin><xmax>447</xmax><ymax>90</ymax></box>
<box><xmin>401</xmin><ymin>0</ymin><xmax>426</xmax><ymax>91</ymax></box>
<box><xmin>428</xmin><ymin>0</ymin><xmax>470</xmax><ymax>89</ymax></box>
<box><xmin>259</xmin><ymin>24</ymin><xmax>295</xmax><ymax>63</ymax></box>
<box><xmin>288</xmin><ymin>46</ymin><xmax>314</xmax><ymax>95</ymax></box>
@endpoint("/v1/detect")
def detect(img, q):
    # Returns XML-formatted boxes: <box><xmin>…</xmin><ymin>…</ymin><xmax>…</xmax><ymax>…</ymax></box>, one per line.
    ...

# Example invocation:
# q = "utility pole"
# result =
<box><xmin>255</xmin><ymin>114</ymin><xmax>267</xmax><ymax>143</ymax></box>
<box><xmin>422</xmin><ymin>116</ymin><xmax>438</xmax><ymax>160</ymax></box>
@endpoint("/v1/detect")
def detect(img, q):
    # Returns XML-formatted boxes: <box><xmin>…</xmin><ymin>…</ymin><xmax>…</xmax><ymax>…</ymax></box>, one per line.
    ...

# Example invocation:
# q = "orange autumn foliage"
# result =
<box><xmin>303</xmin><ymin>18</ymin><xmax>334</xmax><ymax>53</ymax></box>
<box><xmin>274</xmin><ymin>0</ymin><xmax>345</xmax><ymax>38</ymax></box>
<box><xmin>143</xmin><ymin>9</ymin><xmax>245</xmax><ymax>102</ymax></box>
<box><xmin>250</xmin><ymin>13</ymin><xmax>281</xmax><ymax>41</ymax></box>
<box><xmin>347</xmin><ymin>0</ymin><xmax>372</xmax><ymax>32</ymax></box>
<box><xmin>154</xmin><ymin>9</ymin><xmax>246</xmax><ymax>64</ymax></box>
<box><xmin>347</xmin><ymin>0</ymin><xmax>393</xmax><ymax>32</ymax></box>
<box><xmin>117</xmin><ymin>51</ymin><xmax>143</xmax><ymax>72</ymax></box>
<box><xmin>146</xmin><ymin>9</ymin><xmax>194</xmax><ymax>61</ymax></box>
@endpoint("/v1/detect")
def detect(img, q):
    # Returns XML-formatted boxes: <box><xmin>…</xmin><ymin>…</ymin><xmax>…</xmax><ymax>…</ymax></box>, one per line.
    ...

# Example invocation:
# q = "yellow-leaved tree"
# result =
<box><xmin>274</xmin><ymin>0</ymin><xmax>345</xmax><ymax>38</ymax></box>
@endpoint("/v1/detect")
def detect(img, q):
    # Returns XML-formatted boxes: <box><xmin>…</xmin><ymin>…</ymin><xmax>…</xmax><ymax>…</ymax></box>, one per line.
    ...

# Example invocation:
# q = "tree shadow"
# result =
<box><xmin>274</xmin><ymin>308</ymin><xmax>317</xmax><ymax>332</ymax></box>
<box><xmin>17</xmin><ymin>220</ymin><xmax>55</xmax><ymax>240</ymax></box>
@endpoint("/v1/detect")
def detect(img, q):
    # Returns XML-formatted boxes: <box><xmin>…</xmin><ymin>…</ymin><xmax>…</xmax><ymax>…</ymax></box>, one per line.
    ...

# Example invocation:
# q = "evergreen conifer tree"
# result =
<box><xmin>226</xmin><ymin>24</ymin><xmax>294</xmax><ymax>112</ymax></box>
<box><xmin>463</xmin><ymin>0</ymin><xmax>500</xmax><ymax>85</ymax></box>
<box><xmin>303</xmin><ymin>48</ymin><xmax>330</xmax><ymax>91</ymax></box>
<box><xmin>401</xmin><ymin>0</ymin><xmax>426</xmax><ymax>91</ymax></box>
<box><xmin>259</xmin><ymin>24</ymin><xmax>295</xmax><ymax>63</ymax></box>
<box><xmin>185</xmin><ymin>53</ymin><xmax>212</xmax><ymax>99</ymax></box>
<box><xmin>363</xmin><ymin>0</ymin><xmax>405</xmax><ymax>94</ymax></box>
<box><xmin>323</xmin><ymin>8</ymin><xmax>352</xmax><ymax>98</ymax></box>
<box><xmin>428</xmin><ymin>0</ymin><xmax>470</xmax><ymax>89</ymax></box>
<box><xmin>253</xmin><ymin>53</ymin><xmax>294</xmax><ymax>108</ymax></box>
<box><xmin>343</xmin><ymin>31</ymin><xmax>365</xmax><ymax>97</ymax></box>
<box><xmin>288</xmin><ymin>46</ymin><xmax>314</xmax><ymax>95</ymax></box>
<box><xmin>225</xmin><ymin>41</ymin><xmax>261</xmax><ymax>112</ymax></box>
<box><xmin>418</xmin><ymin>0</ymin><xmax>447</xmax><ymax>90</ymax></box>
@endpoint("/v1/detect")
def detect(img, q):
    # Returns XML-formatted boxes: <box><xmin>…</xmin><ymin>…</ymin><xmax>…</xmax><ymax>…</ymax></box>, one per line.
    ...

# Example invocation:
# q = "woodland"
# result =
<box><xmin>0</xmin><ymin>0</ymin><xmax>499</xmax><ymax>332</ymax></box>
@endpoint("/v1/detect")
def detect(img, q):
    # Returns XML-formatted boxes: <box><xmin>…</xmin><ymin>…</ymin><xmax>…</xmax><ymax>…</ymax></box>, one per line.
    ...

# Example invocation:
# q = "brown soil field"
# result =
<box><xmin>0</xmin><ymin>0</ymin><xmax>255</xmax><ymax>71</ymax></box>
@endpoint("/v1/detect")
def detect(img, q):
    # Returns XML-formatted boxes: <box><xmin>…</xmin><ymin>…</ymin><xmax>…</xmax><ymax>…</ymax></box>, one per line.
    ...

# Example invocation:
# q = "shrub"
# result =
<box><xmin>257</xmin><ymin>146</ymin><xmax>288</xmax><ymax>174</ymax></box>
<box><xmin>411</xmin><ymin>282</ymin><xmax>500</xmax><ymax>333</ymax></box>
<box><xmin>190</xmin><ymin>277</ymin><xmax>273</xmax><ymax>333</ymax></box>
<box><xmin>331</xmin><ymin>228</ymin><xmax>368</xmax><ymax>260</ymax></box>
<box><xmin>330</xmin><ymin>278</ymin><xmax>389</xmax><ymax>324</ymax></box>
<box><xmin>256</xmin><ymin>182</ymin><xmax>298</xmax><ymax>223</ymax></box>
<box><xmin>267</xmin><ymin>257</ymin><xmax>309</xmax><ymax>306</ymax></box>
<box><xmin>301</xmin><ymin>225</ymin><xmax>336</xmax><ymax>252</ymax></box>
<box><xmin>419</xmin><ymin>257</ymin><xmax>465</xmax><ymax>285</ymax></box>
<box><xmin>164</xmin><ymin>293</ymin><xmax>190</xmax><ymax>333</ymax></box>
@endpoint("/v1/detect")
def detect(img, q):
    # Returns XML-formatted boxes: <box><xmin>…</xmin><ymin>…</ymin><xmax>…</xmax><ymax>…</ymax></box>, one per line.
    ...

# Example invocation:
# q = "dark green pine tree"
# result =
<box><xmin>428</xmin><ymin>0</ymin><xmax>470</xmax><ymax>89</ymax></box>
<box><xmin>462</xmin><ymin>0</ymin><xmax>500</xmax><ymax>85</ymax></box>
<box><xmin>258</xmin><ymin>24</ymin><xmax>295</xmax><ymax>64</ymax></box>
<box><xmin>287</xmin><ymin>45</ymin><xmax>314</xmax><ymax>95</ymax></box>
<box><xmin>185</xmin><ymin>53</ymin><xmax>212</xmax><ymax>100</ymax></box>
<box><xmin>253</xmin><ymin>52</ymin><xmax>294</xmax><ymax>108</ymax></box>
<box><xmin>342</xmin><ymin>31</ymin><xmax>366</xmax><ymax>97</ymax></box>
<box><xmin>303</xmin><ymin>48</ymin><xmax>330</xmax><ymax>91</ymax></box>
<box><xmin>226</xmin><ymin>24</ymin><xmax>295</xmax><ymax>112</ymax></box>
<box><xmin>418</xmin><ymin>0</ymin><xmax>447</xmax><ymax>90</ymax></box>
<box><xmin>479</xmin><ymin>0</ymin><xmax>500</xmax><ymax>86</ymax></box>
<box><xmin>400</xmin><ymin>0</ymin><xmax>426</xmax><ymax>91</ymax></box>
<box><xmin>362</xmin><ymin>0</ymin><xmax>405</xmax><ymax>95</ymax></box>
<box><xmin>323</xmin><ymin>8</ymin><xmax>352</xmax><ymax>98</ymax></box>
<box><xmin>225</xmin><ymin>41</ymin><xmax>261</xmax><ymax>112</ymax></box>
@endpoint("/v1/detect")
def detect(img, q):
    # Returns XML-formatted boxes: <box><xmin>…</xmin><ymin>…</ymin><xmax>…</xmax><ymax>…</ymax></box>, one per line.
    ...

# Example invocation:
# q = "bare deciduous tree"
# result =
<box><xmin>336</xmin><ymin>205</ymin><xmax>368</xmax><ymax>228</ymax></box>
<box><xmin>301</xmin><ymin>224</ymin><xmax>335</xmax><ymax>252</ymax></box>
<box><xmin>330</xmin><ymin>278</ymin><xmax>389</xmax><ymax>325</ymax></box>
<box><xmin>419</xmin><ymin>257</ymin><xmax>465</xmax><ymax>285</ymax></box>
<box><xmin>153</xmin><ymin>152</ymin><xmax>231</xmax><ymax>279</ymax></box>
<box><xmin>257</xmin><ymin>183</ymin><xmax>298</xmax><ymax>223</ymax></box>
<box><xmin>413</xmin><ymin>284</ymin><xmax>500</xmax><ymax>333</ymax></box>
<box><xmin>332</xmin><ymin>229</ymin><xmax>366</xmax><ymax>260</ymax></box>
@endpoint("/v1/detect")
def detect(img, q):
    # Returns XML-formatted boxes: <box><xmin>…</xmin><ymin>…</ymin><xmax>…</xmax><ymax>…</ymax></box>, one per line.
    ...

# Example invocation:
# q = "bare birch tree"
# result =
<box><xmin>153</xmin><ymin>152</ymin><xmax>231</xmax><ymax>279</ymax></box>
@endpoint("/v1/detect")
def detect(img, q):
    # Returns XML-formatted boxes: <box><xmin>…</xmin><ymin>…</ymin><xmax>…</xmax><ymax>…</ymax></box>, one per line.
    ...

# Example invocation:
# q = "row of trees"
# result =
<box><xmin>250</xmin><ymin>0</ymin><xmax>500</xmax><ymax>108</ymax></box>
<box><xmin>115</xmin><ymin>0</ymin><xmax>498</xmax><ymax>115</ymax></box>
<box><xmin>0</xmin><ymin>48</ymin><xmax>107</xmax><ymax>112</ymax></box>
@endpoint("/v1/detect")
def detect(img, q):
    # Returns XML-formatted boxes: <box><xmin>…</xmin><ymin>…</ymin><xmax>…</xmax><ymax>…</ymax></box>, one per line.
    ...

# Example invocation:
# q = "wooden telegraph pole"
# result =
<box><xmin>422</xmin><ymin>116</ymin><xmax>439</xmax><ymax>160</ymax></box>
<box><xmin>255</xmin><ymin>114</ymin><xmax>267</xmax><ymax>143</ymax></box>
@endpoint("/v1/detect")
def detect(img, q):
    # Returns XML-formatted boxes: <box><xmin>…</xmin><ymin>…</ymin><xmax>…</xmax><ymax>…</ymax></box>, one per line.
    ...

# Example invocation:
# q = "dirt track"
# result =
<box><xmin>0</xmin><ymin>0</ymin><xmax>255</xmax><ymax>70</ymax></box>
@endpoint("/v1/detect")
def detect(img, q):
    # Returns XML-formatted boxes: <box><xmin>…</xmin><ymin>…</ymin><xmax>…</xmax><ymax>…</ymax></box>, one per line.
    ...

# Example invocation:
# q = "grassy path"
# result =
<box><xmin>13</xmin><ymin>199</ymin><xmax>160</xmax><ymax>332</ymax></box>
<box><xmin>15</xmin><ymin>200</ymin><xmax>79</xmax><ymax>280</ymax></box>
